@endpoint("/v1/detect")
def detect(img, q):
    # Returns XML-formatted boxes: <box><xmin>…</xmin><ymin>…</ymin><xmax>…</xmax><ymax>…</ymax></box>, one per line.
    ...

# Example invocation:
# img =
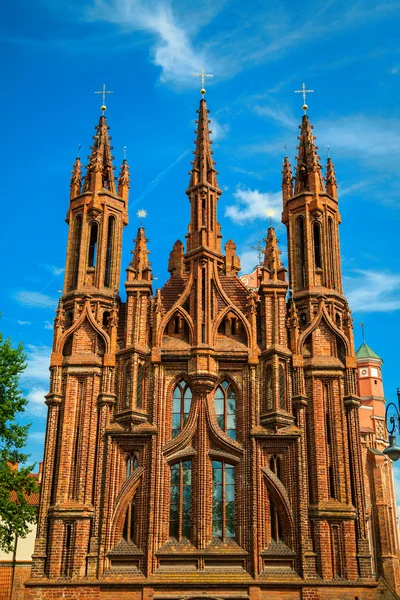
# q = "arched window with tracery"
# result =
<box><xmin>126</xmin><ymin>455</ymin><xmax>139</xmax><ymax>478</ymax></box>
<box><xmin>169</xmin><ymin>460</ymin><xmax>192</xmax><ymax>540</ymax></box>
<box><xmin>172</xmin><ymin>382</ymin><xmax>192</xmax><ymax>438</ymax></box>
<box><xmin>214</xmin><ymin>380</ymin><xmax>236</xmax><ymax>439</ymax></box>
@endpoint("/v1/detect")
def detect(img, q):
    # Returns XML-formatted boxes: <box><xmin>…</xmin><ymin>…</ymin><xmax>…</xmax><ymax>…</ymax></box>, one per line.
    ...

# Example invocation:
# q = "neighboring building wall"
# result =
<box><xmin>356</xmin><ymin>346</ymin><xmax>400</xmax><ymax>591</ymax></box>
<box><xmin>0</xmin><ymin>466</ymin><xmax>40</xmax><ymax>600</ymax></box>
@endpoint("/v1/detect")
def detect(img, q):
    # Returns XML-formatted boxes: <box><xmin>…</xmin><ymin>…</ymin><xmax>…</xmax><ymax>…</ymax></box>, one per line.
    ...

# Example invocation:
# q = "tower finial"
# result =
<box><xmin>360</xmin><ymin>322</ymin><xmax>365</xmax><ymax>343</ymax></box>
<box><xmin>94</xmin><ymin>84</ymin><xmax>114</xmax><ymax>114</ymax></box>
<box><xmin>294</xmin><ymin>82</ymin><xmax>314</xmax><ymax>114</ymax></box>
<box><xmin>193</xmin><ymin>67</ymin><xmax>213</xmax><ymax>96</ymax></box>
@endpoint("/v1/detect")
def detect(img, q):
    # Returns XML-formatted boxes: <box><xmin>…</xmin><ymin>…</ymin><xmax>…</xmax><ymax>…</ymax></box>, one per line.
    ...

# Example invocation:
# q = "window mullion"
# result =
<box><xmin>179</xmin><ymin>461</ymin><xmax>183</xmax><ymax>540</ymax></box>
<box><xmin>222</xmin><ymin>462</ymin><xmax>226</xmax><ymax>541</ymax></box>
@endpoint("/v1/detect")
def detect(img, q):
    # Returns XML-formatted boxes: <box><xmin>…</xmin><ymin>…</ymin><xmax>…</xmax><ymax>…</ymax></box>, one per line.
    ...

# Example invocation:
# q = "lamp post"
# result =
<box><xmin>383</xmin><ymin>388</ymin><xmax>400</xmax><ymax>462</ymax></box>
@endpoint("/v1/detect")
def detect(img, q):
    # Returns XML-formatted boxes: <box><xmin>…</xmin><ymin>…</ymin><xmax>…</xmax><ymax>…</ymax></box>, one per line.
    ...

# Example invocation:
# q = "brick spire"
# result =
<box><xmin>70</xmin><ymin>156</ymin><xmax>82</xmax><ymax>199</ymax></box>
<box><xmin>262</xmin><ymin>226</ymin><xmax>286</xmax><ymax>282</ymax></box>
<box><xmin>185</xmin><ymin>98</ymin><xmax>222</xmax><ymax>255</ymax></box>
<box><xmin>294</xmin><ymin>115</ymin><xmax>324</xmax><ymax>195</ymax></box>
<box><xmin>83</xmin><ymin>115</ymin><xmax>116</xmax><ymax>194</ymax></box>
<box><xmin>189</xmin><ymin>98</ymin><xmax>218</xmax><ymax>189</ymax></box>
<box><xmin>325</xmin><ymin>157</ymin><xmax>338</xmax><ymax>200</ymax></box>
<box><xmin>118</xmin><ymin>158</ymin><xmax>130</xmax><ymax>202</ymax></box>
<box><xmin>128</xmin><ymin>227</ymin><xmax>151</xmax><ymax>282</ymax></box>
<box><xmin>281</xmin><ymin>156</ymin><xmax>293</xmax><ymax>203</ymax></box>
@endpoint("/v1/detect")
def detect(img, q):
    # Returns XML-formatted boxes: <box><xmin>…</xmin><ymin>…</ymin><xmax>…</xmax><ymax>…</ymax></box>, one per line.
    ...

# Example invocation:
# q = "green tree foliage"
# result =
<box><xmin>0</xmin><ymin>330</ymin><xmax>39</xmax><ymax>552</ymax></box>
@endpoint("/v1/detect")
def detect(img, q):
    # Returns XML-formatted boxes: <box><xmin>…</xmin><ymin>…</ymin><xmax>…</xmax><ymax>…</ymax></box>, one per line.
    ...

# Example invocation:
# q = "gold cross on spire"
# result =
<box><xmin>294</xmin><ymin>82</ymin><xmax>314</xmax><ymax>114</ymax></box>
<box><xmin>94</xmin><ymin>84</ymin><xmax>114</xmax><ymax>114</ymax></box>
<box><xmin>193</xmin><ymin>67</ymin><xmax>213</xmax><ymax>96</ymax></box>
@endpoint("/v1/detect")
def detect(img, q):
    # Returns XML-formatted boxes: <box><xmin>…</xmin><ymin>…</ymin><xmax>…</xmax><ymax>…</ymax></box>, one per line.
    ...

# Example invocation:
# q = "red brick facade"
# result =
<box><xmin>24</xmin><ymin>100</ymin><xmax>400</xmax><ymax>599</ymax></box>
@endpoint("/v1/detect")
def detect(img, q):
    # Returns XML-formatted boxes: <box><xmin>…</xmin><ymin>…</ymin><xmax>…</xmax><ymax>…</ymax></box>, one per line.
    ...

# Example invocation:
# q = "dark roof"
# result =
<box><xmin>160</xmin><ymin>276</ymin><xmax>186</xmax><ymax>312</ymax></box>
<box><xmin>218</xmin><ymin>274</ymin><xmax>248</xmax><ymax>313</ymax></box>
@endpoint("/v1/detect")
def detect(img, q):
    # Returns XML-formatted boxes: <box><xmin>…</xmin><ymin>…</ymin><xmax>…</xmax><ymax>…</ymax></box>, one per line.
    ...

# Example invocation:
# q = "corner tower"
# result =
<box><xmin>282</xmin><ymin>108</ymin><xmax>372</xmax><ymax>582</ymax></box>
<box><xmin>31</xmin><ymin>109</ymin><xmax>129</xmax><ymax>582</ymax></box>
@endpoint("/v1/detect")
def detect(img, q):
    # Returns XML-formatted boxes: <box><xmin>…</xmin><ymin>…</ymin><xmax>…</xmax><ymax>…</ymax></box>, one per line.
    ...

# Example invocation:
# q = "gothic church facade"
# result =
<box><xmin>25</xmin><ymin>96</ymin><xmax>400</xmax><ymax>600</ymax></box>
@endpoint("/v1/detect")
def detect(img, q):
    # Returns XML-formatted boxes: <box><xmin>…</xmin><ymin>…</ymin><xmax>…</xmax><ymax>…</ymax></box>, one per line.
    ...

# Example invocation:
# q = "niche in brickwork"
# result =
<box><xmin>62</xmin><ymin>320</ymin><xmax>105</xmax><ymax>357</ymax></box>
<box><xmin>162</xmin><ymin>312</ymin><xmax>190</xmax><ymax>349</ymax></box>
<box><xmin>217</xmin><ymin>311</ymin><xmax>247</xmax><ymax>349</ymax></box>
<box><xmin>301</xmin><ymin>333</ymin><xmax>312</xmax><ymax>358</ymax></box>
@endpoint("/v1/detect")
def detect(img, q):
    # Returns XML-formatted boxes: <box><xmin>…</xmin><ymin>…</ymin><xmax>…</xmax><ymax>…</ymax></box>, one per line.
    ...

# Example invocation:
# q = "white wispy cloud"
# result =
<box><xmin>344</xmin><ymin>270</ymin><xmax>400</xmax><ymax>313</ymax></box>
<box><xmin>87</xmin><ymin>0</ymin><xmax>211</xmax><ymax>85</ymax></box>
<box><xmin>14</xmin><ymin>291</ymin><xmax>57</xmax><ymax>309</ymax></box>
<box><xmin>17</xmin><ymin>320</ymin><xmax>31</xmax><ymax>326</ymax></box>
<box><xmin>28</xmin><ymin>431</ymin><xmax>46</xmax><ymax>442</ymax></box>
<box><xmin>26</xmin><ymin>388</ymin><xmax>48</xmax><ymax>417</ymax></box>
<box><xmin>225</xmin><ymin>185</ymin><xmax>282</xmax><ymax>224</ymax></box>
<box><xmin>210</xmin><ymin>117</ymin><xmax>229</xmax><ymax>141</ymax></box>
<box><xmin>132</xmin><ymin>149</ymin><xmax>189</xmax><ymax>209</ymax></box>
<box><xmin>23</xmin><ymin>345</ymin><xmax>51</xmax><ymax>383</ymax></box>
<box><xmin>44</xmin><ymin>320</ymin><xmax>53</xmax><ymax>330</ymax></box>
<box><xmin>250</xmin><ymin>109</ymin><xmax>400</xmax><ymax>168</ymax></box>
<box><xmin>239</xmin><ymin>250</ymin><xmax>259</xmax><ymax>274</ymax></box>
<box><xmin>41</xmin><ymin>264</ymin><xmax>65</xmax><ymax>276</ymax></box>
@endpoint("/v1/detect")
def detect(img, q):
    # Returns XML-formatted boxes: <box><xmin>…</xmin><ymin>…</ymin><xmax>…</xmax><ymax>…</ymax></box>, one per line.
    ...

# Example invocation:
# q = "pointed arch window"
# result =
<box><xmin>122</xmin><ymin>497</ymin><xmax>137</xmax><ymax>544</ymax></box>
<box><xmin>72</xmin><ymin>215</ymin><xmax>82</xmax><ymax>289</ymax></box>
<box><xmin>126</xmin><ymin>455</ymin><xmax>139</xmax><ymax>478</ymax></box>
<box><xmin>172</xmin><ymin>382</ymin><xmax>192</xmax><ymax>438</ymax></box>
<box><xmin>214</xmin><ymin>381</ymin><xmax>236</xmax><ymax>440</ymax></box>
<box><xmin>279</xmin><ymin>364</ymin><xmax>286</xmax><ymax>410</ymax></box>
<box><xmin>169</xmin><ymin>460</ymin><xmax>192</xmax><ymax>540</ymax></box>
<box><xmin>269</xmin><ymin>456</ymin><xmax>283</xmax><ymax>542</ymax></box>
<box><xmin>124</xmin><ymin>363</ymin><xmax>132</xmax><ymax>408</ymax></box>
<box><xmin>296</xmin><ymin>216</ymin><xmax>306</xmax><ymax>289</ymax></box>
<box><xmin>104</xmin><ymin>216</ymin><xmax>115</xmax><ymax>287</ymax></box>
<box><xmin>212</xmin><ymin>461</ymin><xmax>236</xmax><ymax>539</ymax></box>
<box><xmin>328</xmin><ymin>217</ymin><xmax>336</xmax><ymax>289</ymax></box>
<box><xmin>136</xmin><ymin>362</ymin><xmax>144</xmax><ymax>408</ymax></box>
<box><xmin>266</xmin><ymin>365</ymin><xmax>273</xmax><ymax>411</ymax></box>
<box><xmin>313</xmin><ymin>221</ymin><xmax>322</xmax><ymax>269</ymax></box>
<box><xmin>88</xmin><ymin>222</ymin><xmax>98</xmax><ymax>267</ymax></box>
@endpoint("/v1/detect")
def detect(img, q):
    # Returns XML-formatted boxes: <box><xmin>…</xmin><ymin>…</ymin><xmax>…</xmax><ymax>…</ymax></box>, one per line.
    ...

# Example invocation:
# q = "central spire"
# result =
<box><xmin>294</xmin><ymin>115</ymin><xmax>324</xmax><ymax>195</ymax></box>
<box><xmin>185</xmin><ymin>98</ymin><xmax>222</xmax><ymax>256</ymax></box>
<box><xmin>83</xmin><ymin>115</ymin><xmax>116</xmax><ymax>194</ymax></box>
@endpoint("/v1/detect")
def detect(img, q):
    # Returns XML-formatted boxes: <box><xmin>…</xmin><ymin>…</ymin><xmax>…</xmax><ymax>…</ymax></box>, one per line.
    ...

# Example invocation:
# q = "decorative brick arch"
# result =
<box><xmin>298</xmin><ymin>301</ymin><xmax>349</xmax><ymax>357</ymax></box>
<box><xmin>212</xmin><ymin>305</ymin><xmax>251</xmax><ymax>347</ymax></box>
<box><xmin>261</xmin><ymin>466</ymin><xmax>295</xmax><ymax>549</ymax></box>
<box><xmin>57</xmin><ymin>298</ymin><xmax>110</xmax><ymax>355</ymax></box>
<box><xmin>111</xmin><ymin>466</ymin><xmax>144</xmax><ymax>547</ymax></box>
<box><xmin>158</xmin><ymin>306</ymin><xmax>195</xmax><ymax>347</ymax></box>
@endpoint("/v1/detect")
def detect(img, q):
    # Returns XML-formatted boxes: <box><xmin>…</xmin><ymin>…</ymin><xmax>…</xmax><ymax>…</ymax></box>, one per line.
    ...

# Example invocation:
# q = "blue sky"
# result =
<box><xmin>1</xmin><ymin>0</ymin><xmax>400</xmax><ymax>510</ymax></box>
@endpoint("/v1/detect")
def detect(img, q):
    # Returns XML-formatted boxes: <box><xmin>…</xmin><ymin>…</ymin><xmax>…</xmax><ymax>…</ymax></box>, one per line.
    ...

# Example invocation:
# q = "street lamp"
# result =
<box><xmin>383</xmin><ymin>388</ymin><xmax>400</xmax><ymax>462</ymax></box>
